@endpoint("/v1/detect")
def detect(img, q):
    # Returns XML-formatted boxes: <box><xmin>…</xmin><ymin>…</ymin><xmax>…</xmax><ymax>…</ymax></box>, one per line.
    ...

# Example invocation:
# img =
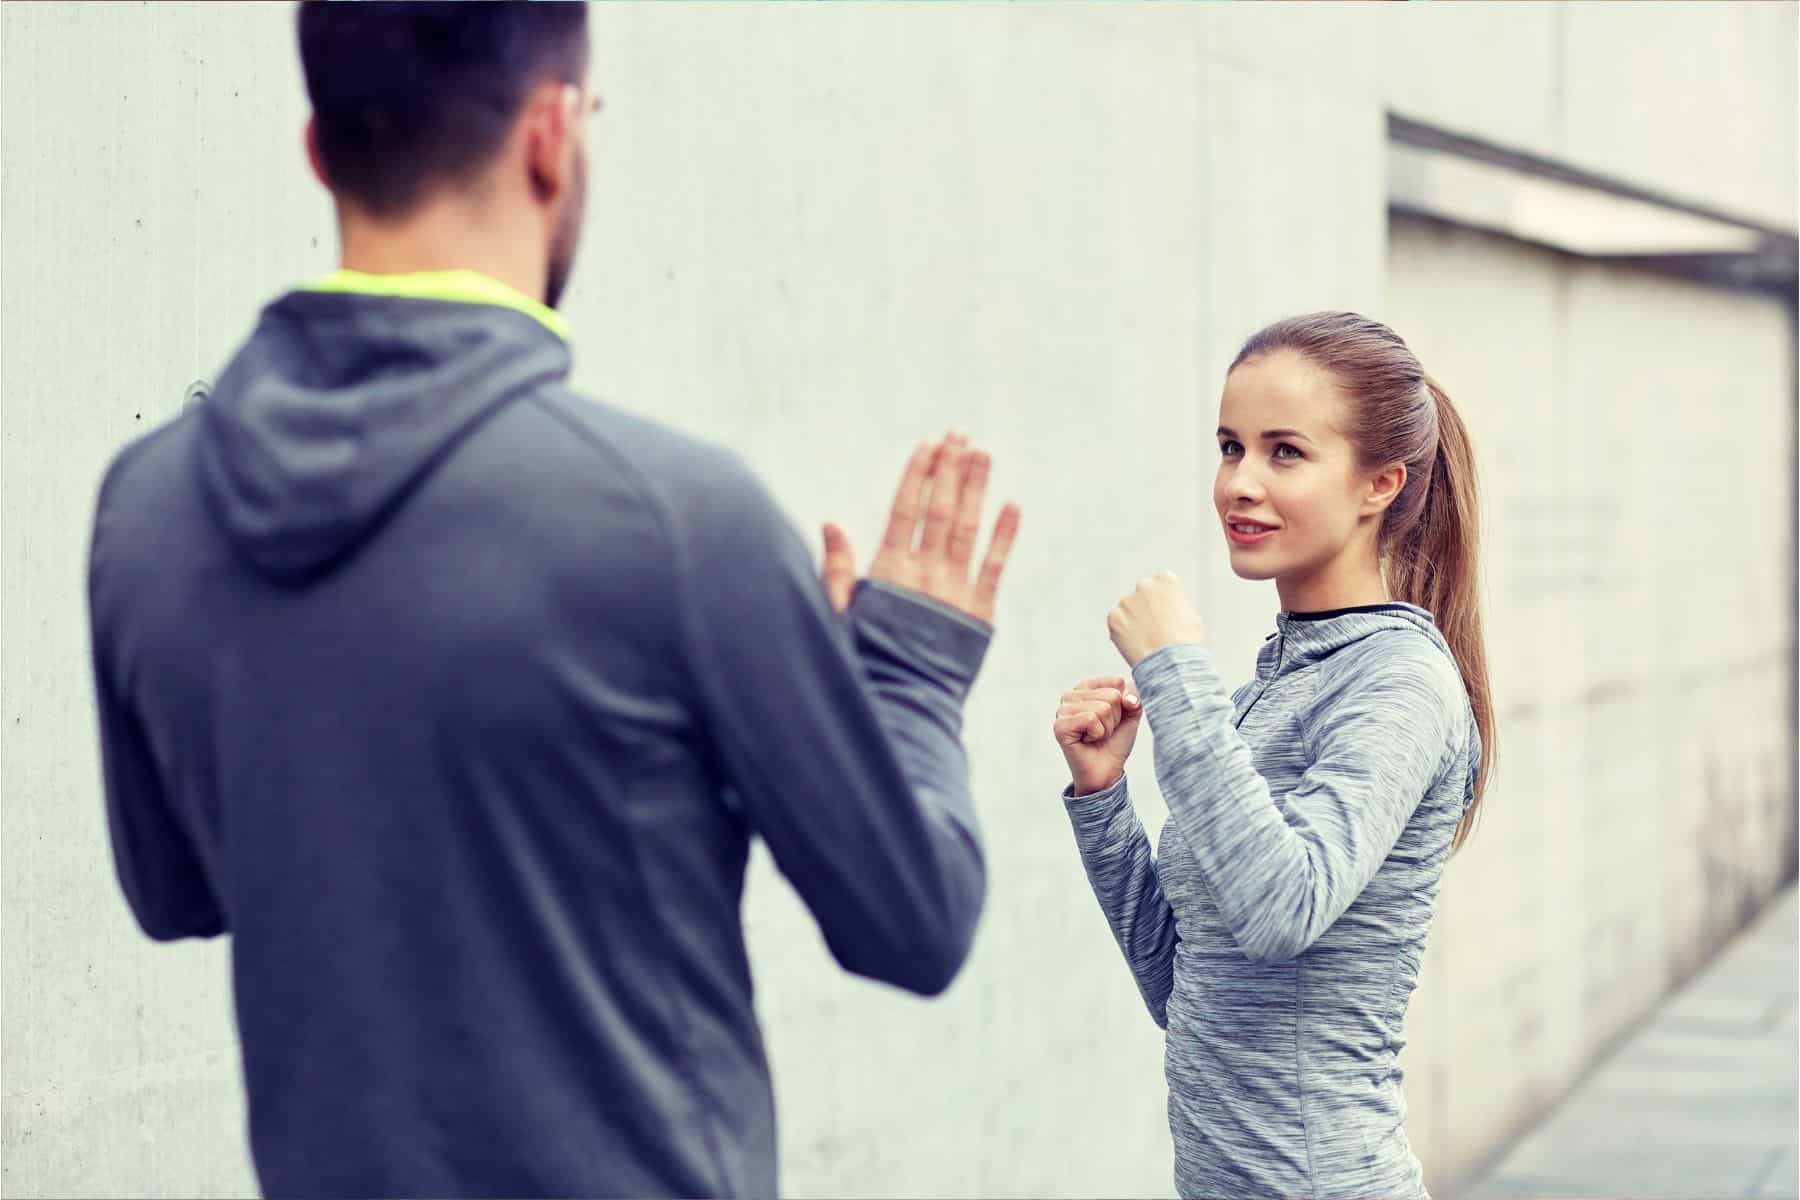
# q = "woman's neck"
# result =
<box><xmin>1275</xmin><ymin>552</ymin><xmax>1389</xmax><ymax>614</ymax></box>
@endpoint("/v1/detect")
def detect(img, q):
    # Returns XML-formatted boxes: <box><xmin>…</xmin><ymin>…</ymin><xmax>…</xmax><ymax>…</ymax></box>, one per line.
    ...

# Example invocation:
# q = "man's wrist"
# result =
<box><xmin>848</xmin><ymin>577</ymin><xmax>992</xmax><ymax>697</ymax></box>
<box><xmin>857</xmin><ymin>576</ymin><xmax>992</xmax><ymax>635</ymax></box>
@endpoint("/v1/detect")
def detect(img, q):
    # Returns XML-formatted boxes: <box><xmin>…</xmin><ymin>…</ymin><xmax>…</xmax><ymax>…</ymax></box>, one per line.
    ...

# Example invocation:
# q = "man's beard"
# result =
<box><xmin>544</xmin><ymin>149</ymin><xmax>587</xmax><ymax>310</ymax></box>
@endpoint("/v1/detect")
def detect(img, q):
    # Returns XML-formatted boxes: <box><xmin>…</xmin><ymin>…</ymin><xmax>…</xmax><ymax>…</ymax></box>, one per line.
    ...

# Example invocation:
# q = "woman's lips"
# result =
<box><xmin>1225</xmin><ymin>518</ymin><xmax>1278</xmax><ymax>546</ymax></box>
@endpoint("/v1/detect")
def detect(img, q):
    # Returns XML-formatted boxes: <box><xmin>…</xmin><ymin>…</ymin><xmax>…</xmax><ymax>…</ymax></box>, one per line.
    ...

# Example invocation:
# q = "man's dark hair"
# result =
<box><xmin>298</xmin><ymin>1</ymin><xmax>590</xmax><ymax>219</ymax></box>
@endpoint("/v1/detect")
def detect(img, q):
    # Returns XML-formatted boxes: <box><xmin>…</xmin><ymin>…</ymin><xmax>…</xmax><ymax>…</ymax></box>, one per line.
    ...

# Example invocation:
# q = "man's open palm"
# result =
<box><xmin>821</xmin><ymin>431</ymin><xmax>1020</xmax><ymax>624</ymax></box>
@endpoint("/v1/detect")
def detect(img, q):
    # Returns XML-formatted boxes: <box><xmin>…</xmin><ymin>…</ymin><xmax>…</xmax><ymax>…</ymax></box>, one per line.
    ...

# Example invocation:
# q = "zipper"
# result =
<box><xmin>1234</xmin><ymin>625</ymin><xmax>1286</xmax><ymax>729</ymax></box>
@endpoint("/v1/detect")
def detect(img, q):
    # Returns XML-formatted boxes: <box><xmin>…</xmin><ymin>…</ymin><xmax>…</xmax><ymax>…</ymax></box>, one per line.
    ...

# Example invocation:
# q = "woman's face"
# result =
<box><xmin>1213</xmin><ymin>351</ymin><xmax>1379</xmax><ymax>588</ymax></box>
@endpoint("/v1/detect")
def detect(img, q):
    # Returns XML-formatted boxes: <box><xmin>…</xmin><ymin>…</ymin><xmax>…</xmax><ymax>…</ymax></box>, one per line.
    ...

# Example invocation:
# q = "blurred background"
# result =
<box><xmin>3</xmin><ymin>3</ymin><xmax>1795</xmax><ymax>1197</ymax></box>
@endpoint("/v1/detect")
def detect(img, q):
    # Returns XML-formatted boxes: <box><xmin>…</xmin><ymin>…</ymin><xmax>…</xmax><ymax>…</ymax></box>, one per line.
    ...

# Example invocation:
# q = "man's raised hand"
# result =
<box><xmin>821</xmin><ymin>431</ymin><xmax>1021</xmax><ymax>624</ymax></box>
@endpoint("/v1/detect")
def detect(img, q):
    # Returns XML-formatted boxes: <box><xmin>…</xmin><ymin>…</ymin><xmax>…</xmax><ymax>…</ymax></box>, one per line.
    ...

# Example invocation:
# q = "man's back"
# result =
<box><xmin>89</xmin><ymin>280</ymin><xmax>994</xmax><ymax>1197</ymax></box>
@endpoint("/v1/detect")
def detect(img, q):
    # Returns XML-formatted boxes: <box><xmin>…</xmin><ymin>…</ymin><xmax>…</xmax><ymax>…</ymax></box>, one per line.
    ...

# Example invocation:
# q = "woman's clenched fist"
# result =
<box><xmin>1054</xmin><ymin>676</ymin><xmax>1143</xmax><ymax>797</ymax></box>
<box><xmin>1106</xmin><ymin>571</ymin><xmax>1208</xmax><ymax>668</ymax></box>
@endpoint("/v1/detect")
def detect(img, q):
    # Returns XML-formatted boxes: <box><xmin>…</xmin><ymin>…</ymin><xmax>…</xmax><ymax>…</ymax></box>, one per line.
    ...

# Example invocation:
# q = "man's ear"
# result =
<box><xmin>304</xmin><ymin>115</ymin><xmax>330</xmax><ymax>191</ymax></box>
<box><xmin>523</xmin><ymin>83</ymin><xmax>579</xmax><ymax>204</ymax></box>
<box><xmin>1365</xmin><ymin>461</ymin><xmax>1407</xmax><ymax>517</ymax></box>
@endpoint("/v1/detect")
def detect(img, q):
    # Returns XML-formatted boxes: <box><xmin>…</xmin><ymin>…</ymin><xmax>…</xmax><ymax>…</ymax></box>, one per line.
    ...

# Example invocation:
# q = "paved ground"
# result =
<box><xmin>1458</xmin><ymin>884</ymin><xmax>1798</xmax><ymax>1200</ymax></box>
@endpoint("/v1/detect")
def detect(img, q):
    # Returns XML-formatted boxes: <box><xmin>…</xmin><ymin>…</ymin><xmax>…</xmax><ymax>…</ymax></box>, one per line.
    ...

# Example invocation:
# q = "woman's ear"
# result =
<box><xmin>1364</xmin><ymin>462</ymin><xmax>1407</xmax><ymax>516</ymax></box>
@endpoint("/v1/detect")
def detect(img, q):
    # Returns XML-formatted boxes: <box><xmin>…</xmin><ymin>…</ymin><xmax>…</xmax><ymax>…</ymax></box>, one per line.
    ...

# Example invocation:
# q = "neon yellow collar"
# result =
<box><xmin>298</xmin><ymin>268</ymin><xmax>570</xmax><ymax>340</ymax></box>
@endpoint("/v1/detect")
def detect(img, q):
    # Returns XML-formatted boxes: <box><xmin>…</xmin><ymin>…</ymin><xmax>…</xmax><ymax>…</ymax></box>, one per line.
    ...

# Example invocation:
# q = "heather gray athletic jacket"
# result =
<box><xmin>88</xmin><ymin>269</ymin><xmax>990</xmax><ymax>1199</ymax></box>
<box><xmin>1064</xmin><ymin>604</ymin><xmax>1479</xmax><ymax>1200</ymax></box>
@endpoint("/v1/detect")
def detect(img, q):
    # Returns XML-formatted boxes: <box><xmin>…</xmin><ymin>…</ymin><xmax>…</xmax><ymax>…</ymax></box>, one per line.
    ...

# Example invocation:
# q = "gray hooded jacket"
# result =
<box><xmin>1064</xmin><ymin>603</ymin><xmax>1479</xmax><ymax>1200</ymax></box>
<box><xmin>88</xmin><ymin>271</ymin><xmax>991</xmax><ymax>1199</ymax></box>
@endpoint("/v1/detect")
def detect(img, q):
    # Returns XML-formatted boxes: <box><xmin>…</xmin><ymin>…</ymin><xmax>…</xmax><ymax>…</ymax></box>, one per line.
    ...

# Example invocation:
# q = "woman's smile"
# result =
<box><xmin>1225</xmin><ymin>515</ymin><xmax>1280</xmax><ymax>546</ymax></box>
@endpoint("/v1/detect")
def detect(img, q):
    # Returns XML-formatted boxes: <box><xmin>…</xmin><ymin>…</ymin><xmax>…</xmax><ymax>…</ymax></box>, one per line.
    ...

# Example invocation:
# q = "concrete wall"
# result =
<box><xmin>1206</xmin><ymin>2</ymin><xmax>1799</xmax><ymax>231</ymax></box>
<box><xmin>1385</xmin><ymin>215</ymin><xmax>1798</xmax><ymax>1184</ymax></box>
<box><xmin>2</xmin><ymin>3</ymin><xmax>1793</xmax><ymax>1197</ymax></box>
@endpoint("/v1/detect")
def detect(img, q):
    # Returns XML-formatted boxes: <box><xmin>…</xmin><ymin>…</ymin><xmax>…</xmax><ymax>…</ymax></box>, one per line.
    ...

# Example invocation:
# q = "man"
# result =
<box><xmin>87</xmin><ymin>4</ymin><xmax>1019</xmax><ymax>1197</ymax></box>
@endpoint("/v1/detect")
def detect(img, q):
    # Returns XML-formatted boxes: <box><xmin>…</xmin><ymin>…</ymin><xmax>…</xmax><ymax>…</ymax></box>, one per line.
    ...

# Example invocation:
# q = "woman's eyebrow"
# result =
<box><xmin>1216</xmin><ymin>425</ymin><xmax>1314</xmax><ymax>443</ymax></box>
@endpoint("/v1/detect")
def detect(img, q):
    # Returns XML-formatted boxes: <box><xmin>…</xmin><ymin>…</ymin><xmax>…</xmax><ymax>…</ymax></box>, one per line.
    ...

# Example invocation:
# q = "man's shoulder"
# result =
<box><xmin>93</xmin><ymin>410</ymin><xmax>202</xmax><ymax>536</ymax></box>
<box><xmin>88</xmin><ymin>411</ymin><xmax>209</xmax><ymax>637</ymax></box>
<box><xmin>522</xmin><ymin>389</ymin><xmax>782</xmax><ymax>536</ymax></box>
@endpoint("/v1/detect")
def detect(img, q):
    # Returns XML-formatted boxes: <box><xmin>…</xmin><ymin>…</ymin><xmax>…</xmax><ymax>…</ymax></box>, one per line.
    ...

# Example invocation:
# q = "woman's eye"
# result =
<box><xmin>1220</xmin><ymin>440</ymin><xmax>1242</xmax><ymax>457</ymax></box>
<box><xmin>1274</xmin><ymin>443</ymin><xmax>1303</xmax><ymax>461</ymax></box>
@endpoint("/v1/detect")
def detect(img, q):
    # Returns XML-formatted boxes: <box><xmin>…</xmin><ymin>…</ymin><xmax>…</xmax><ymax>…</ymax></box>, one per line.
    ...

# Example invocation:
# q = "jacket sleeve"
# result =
<box><xmin>1130</xmin><ymin>637</ymin><xmax>1460</xmax><ymax>965</ymax></box>
<box><xmin>672</xmin><ymin>455</ymin><xmax>989</xmax><ymax>996</ymax></box>
<box><xmin>1062</xmin><ymin>773</ymin><xmax>1178</xmax><ymax>1027</ymax></box>
<box><xmin>88</xmin><ymin>487</ymin><xmax>226</xmax><ymax>942</ymax></box>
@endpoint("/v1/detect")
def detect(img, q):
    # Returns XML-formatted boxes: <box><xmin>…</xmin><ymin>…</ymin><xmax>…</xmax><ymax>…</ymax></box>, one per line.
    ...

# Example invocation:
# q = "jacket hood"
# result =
<box><xmin>197</xmin><ymin>273</ymin><xmax>572</xmax><ymax>581</ymax></box>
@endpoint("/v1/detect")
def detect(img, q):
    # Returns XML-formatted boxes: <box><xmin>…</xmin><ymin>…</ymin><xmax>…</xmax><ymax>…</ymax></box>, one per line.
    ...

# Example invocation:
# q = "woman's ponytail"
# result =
<box><xmin>1389</xmin><ymin>377</ymin><xmax>1494</xmax><ymax>853</ymax></box>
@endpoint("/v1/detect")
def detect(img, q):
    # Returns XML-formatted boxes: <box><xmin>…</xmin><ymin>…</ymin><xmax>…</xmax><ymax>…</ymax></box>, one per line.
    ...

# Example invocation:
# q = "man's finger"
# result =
<box><xmin>945</xmin><ymin>449</ymin><xmax>990</xmax><ymax>570</ymax></box>
<box><xmin>820</xmin><ymin>521</ymin><xmax>857</xmax><ymax>613</ymax></box>
<box><xmin>879</xmin><ymin>440</ymin><xmax>939</xmax><ymax>553</ymax></box>
<box><xmin>974</xmin><ymin>502</ymin><xmax>1021</xmax><ymax>608</ymax></box>
<box><xmin>917</xmin><ymin>438</ymin><xmax>968</xmax><ymax>556</ymax></box>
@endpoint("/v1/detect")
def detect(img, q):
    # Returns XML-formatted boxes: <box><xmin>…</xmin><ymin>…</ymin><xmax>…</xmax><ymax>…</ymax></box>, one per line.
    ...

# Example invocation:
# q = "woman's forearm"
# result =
<box><xmin>1063</xmin><ymin>774</ymin><xmax>1178</xmax><ymax>1028</ymax></box>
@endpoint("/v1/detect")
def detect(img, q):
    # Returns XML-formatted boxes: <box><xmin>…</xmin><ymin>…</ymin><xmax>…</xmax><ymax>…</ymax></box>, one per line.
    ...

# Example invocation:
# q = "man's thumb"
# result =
<box><xmin>821</xmin><ymin>521</ymin><xmax>857</xmax><ymax>613</ymax></box>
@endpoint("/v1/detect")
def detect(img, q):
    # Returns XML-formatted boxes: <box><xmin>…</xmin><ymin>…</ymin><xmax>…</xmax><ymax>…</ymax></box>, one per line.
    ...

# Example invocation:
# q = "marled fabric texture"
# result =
<box><xmin>1064</xmin><ymin>604</ymin><xmax>1479</xmax><ymax>1200</ymax></box>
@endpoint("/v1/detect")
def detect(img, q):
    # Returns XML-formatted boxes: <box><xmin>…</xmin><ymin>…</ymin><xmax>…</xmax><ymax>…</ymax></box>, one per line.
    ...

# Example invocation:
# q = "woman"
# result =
<box><xmin>1054</xmin><ymin>312</ymin><xmax>1495</xmax><ymax>1200</ymax></box>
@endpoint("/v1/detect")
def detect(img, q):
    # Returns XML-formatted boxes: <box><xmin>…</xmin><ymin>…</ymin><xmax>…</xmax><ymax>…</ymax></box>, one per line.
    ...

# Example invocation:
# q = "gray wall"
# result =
<box><xmin>1386</xmin><ymin>214</ymin><xmax>1797</xmax><ymax>1182</ymax></box>
<box><xmin>3</xmin><ymin>3</ymin><xmax>1793</xmax><ymax>1197</ymax></box>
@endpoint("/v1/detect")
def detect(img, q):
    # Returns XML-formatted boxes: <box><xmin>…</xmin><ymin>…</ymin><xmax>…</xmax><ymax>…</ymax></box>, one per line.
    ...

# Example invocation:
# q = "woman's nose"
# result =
<box><xmin>1223</xmin><ymin>463</ymin><xmax>1264</xmax><ymax>503</ymax></box>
